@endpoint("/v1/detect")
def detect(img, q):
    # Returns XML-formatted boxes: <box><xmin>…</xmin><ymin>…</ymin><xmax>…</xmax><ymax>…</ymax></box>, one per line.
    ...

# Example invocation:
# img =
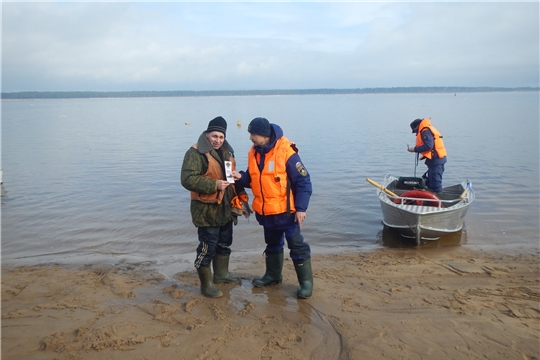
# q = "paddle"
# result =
<box><xmin>366</xmin><ymin>178</ymin><xmax>399</xmax><ymax>197</ymax></box>
<box><xmin>459</xmin><ymin>182</ymin><xmax>471</xmax><ymax>200</ymax></box>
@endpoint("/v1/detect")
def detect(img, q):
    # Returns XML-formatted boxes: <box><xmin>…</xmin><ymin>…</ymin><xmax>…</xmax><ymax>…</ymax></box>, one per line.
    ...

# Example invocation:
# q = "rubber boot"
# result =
<box><xmin>196</xmin><ymin>266</ymin><xmax>223</xmax><ymax>298</ymax></box>
<box><xmin>252</xmin><ymin>250</ymin><xmax>284</xmax><ymax>287</ymax></box>
<box><xmin>212</xmin><ymin>253</ymin><xmax>241</xmax><ymax>284</ymax></box>
<box><xmin>293</xmin><ymin>258</ymin><xmax>313</xmax><ymax>299</ymax></box>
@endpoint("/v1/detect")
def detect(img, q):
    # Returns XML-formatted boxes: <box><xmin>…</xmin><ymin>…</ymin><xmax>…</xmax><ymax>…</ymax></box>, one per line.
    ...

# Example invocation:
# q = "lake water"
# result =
<box><xmin>2</xmin><ymin>92</ymin><xmax>539</xmax><ymax>275</ymax></box>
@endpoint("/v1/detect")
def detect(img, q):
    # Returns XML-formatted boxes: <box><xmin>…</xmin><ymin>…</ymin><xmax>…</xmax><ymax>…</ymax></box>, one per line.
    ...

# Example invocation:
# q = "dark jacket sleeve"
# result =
<box><xmin>414</xmin><ymin>129</ymin><xmax>434</xmax><ymax>154</ymax></box>
<box><xmin>286</xmin><ymin>153</ymin><xmax>312</xmax><ymax>212</ymax></box>
<box><xmin>235</xmin><ymin>170</ymin><xmax>252</xmax><ymax>189</ymax></box>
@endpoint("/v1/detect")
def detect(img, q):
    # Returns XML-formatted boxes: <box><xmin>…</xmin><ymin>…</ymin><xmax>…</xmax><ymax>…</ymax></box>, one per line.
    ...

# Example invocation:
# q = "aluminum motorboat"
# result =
<box><xmin>367</xmin><ymin>174</ymin><xmax>475</xmax><ymax>245</ymax></box>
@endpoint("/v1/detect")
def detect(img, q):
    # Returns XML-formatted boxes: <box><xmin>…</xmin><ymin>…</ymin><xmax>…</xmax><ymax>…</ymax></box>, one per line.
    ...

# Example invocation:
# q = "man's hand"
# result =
<box><xmin>217</xmin><ymin>180</ymin><xmax>230</xmax><ymax>191</ymax></box>
<box><xmin>231</xmin><ymin>171</ymin><xmax>242</xmax><ymax>181</ymax></box>
<box><xmin>295</xmin><ymin>211</ymin><xmax>306</xmax><ymax>226</ymax></box>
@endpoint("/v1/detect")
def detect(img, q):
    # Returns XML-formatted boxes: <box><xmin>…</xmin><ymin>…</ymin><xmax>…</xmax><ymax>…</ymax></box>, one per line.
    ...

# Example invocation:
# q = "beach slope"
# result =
<box><xmin>2</xmin><ymin>247</ymin><xmax>538</xmax><ymax>360</ymax></box>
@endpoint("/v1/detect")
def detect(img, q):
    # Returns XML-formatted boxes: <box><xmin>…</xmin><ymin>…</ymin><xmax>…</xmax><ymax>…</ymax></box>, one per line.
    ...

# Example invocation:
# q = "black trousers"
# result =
<box><xmin>194</xmin><ymin>221</ymin><xmax>233</xmax><ymax>268</ymax></box>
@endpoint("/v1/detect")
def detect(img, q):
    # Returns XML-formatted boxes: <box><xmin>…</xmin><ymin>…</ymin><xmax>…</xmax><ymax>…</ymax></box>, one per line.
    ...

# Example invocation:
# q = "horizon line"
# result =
<box><xmin>2</xmin><ymin>86</ymin><xmax>538</xmax><ymax>99</ymax></box>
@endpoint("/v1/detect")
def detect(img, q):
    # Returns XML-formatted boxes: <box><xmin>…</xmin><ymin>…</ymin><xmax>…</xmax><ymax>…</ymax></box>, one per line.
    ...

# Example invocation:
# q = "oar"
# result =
<box><xmin>366</xmin><ymin>178</ymin><xmax>399</xmax><ymax>197</ymax></box>
<box><xmin>459</xmin><ymin>182</ymin><xmax>471</xmax><ymax>200</ymax></box>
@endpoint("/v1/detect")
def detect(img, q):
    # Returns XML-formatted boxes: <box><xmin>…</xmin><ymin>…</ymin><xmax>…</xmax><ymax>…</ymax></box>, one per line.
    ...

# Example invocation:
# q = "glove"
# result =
<box><xmin>231</xmin><ymin>193</ymin><xmax>253</xmax><ymax>219</ymax></box>
<box><xmin>241</xmin><ymin>200</ymin><xmax>253</xmax><ymax>219</ymax></box>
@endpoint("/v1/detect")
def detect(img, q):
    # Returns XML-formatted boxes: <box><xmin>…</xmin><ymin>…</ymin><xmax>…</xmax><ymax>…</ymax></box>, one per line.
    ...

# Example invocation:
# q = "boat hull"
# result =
<box><xmin>380</xmin><ymin>201</ymin><xmax>471</xmax><ymax>239</ymax></box>
<box><xmin>376</xmin><ymin>175</ymin><xmax>474</xmax><ymax>244</ymax></box>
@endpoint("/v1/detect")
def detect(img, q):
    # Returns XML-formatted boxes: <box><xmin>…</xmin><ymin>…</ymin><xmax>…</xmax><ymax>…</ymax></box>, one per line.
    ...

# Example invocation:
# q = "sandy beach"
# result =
<box><xmin>2</xmin><ymin>246</ymin><xmax>539</xmax><ymax>360</ymax></box>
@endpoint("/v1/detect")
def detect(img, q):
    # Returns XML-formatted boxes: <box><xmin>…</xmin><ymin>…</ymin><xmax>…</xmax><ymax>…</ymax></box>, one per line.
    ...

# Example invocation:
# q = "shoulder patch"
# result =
<box><xmin>295</xmin><ymin>162</ymin><xmax>308</xmax><ymax>176</ymax></box>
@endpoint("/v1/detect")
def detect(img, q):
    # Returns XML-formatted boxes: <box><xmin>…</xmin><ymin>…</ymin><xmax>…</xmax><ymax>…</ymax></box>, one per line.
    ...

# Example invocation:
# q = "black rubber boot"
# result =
<box><xmin>196</xmin><ymin>266</ymin><xmax>223</xmax><ymax>298</ymax></box>
<box><xmin>212</xmin><ymin>253</ymin><xmax>241</xmax><ymax>284</ymax></box>
<box><xmin>252</xmin><ymin>250</ymin><xmax>284</xmax><ymax>287</ymax></box>
<box><xmin>293</xmin><ymin>258</ymin><xmax>313</xmax><ymax>299</ymax></box>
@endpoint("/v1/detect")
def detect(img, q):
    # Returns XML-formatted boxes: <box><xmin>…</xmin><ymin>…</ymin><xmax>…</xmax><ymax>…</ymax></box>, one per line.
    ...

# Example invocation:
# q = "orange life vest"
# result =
<box><xmin>415</xmin><ymin>118</ymin><xmax>447</xmax><ymax>160</ymax></box>
<box><xmin>248</xmin><ymin>137</ymin><xmax>297</xmax><ymax>215</ymax></box>
<box><xmin>190</xmin><ymin>144</ymin><xmax>236</xmax><ymax>205</ymax></box>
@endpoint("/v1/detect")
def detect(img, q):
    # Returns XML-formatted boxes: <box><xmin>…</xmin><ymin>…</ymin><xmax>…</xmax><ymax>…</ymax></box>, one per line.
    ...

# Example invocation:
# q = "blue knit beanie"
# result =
<box><xmin>248</xmin><ymin>117</ymin><xmax>272</xmax><ymax>137</ymax></box>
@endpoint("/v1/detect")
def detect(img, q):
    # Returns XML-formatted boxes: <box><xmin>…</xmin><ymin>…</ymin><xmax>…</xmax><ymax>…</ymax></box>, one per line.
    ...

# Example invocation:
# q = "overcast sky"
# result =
<box><xmin>2</xmin><ymin>1</ymin><xmax>539</xmax><ymax>92</ymax></box>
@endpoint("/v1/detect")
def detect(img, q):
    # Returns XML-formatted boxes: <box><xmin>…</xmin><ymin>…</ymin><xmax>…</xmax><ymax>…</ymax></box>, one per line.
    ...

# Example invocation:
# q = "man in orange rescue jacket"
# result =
<box><xmin>232</xmin><ymin>117</ymin><xmax>313</xmax><ymax>299</ymax></box>
<box><xmin>408</xmin><ymin>118</ymin><xmax>448</xmax><ymax>194</ymax></box>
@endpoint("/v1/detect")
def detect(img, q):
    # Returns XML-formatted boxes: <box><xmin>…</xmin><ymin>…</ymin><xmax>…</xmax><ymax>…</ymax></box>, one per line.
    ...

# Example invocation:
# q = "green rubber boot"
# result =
<box><xmin>212</xmin><ymin>253</ymin><xmax>241</xmax><ymax>284</ymax></box>
<box><xmin>252</xmin><ymin>250</ymin><xmax>284</xmax><ymax>287</ymax></box>
<box><xmin>196</xmin><ymin>266</ymin><xmax>223</xmax><ymax>298</ymax></box>
<box><xmin>293</xmin><ymin>258</ymin><xmax>313</xmax><ymax>299</ymax></box>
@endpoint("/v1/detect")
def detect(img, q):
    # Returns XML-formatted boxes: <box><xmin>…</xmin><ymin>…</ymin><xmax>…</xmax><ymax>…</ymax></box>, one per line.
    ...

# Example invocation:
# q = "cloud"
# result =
<box><xmin>1</xmin><ymin>2</ymin><xmax>538</xmax><ymax>92</ymax></box>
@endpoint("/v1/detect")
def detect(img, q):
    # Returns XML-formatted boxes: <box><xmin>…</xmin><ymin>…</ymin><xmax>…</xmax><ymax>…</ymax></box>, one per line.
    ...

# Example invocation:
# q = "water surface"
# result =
<box><xmin>2</xmin><ymin>92</ymin><xmax>538</xmax><ymax>275</ymax></box>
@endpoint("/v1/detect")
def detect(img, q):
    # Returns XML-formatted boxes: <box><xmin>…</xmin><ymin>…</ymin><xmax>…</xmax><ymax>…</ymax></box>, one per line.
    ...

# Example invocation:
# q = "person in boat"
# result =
<box><xmin>408</xmin><ymin>117</ymin><xmax>448</xmax><ymax>194</ymax></box>
<box><xmin>232</xmin><ymin>117</ymin><xmax>314</xmax><ymax>299</ymax></box>
<box><xmin>181</xmin><ymin>116</ymin><xmax>249</xmax><ymax>298</ymax></box>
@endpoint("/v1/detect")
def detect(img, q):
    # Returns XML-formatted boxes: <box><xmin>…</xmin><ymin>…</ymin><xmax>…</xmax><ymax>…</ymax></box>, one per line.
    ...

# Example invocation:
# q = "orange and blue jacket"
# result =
<box><xmin>414</xmin><ymin>118</ymin><xmax>447</xmax><ymax>164</ymax></box>
<box><xmin>236</xmin><ymin>123</ymin><xmax>312</xmax><ymax>219</ymax></box>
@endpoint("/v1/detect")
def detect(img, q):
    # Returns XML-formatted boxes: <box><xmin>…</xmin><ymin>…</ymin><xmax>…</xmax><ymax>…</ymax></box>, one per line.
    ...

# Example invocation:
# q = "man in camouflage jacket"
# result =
<box><xmin>181</xmin><ymin>116</ymin><xmax>245</xmax><ymax>298</ymax></box>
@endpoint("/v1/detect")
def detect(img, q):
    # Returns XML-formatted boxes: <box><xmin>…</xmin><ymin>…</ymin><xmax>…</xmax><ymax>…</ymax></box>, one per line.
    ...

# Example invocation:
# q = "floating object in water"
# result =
<box><xmin>1</xmin><ymin>168</ymin><xmax>6</xmax><ymax>198</ymax></box>
<box><xmin>185</xmin><ymin>122</ymin><xmax>190</xmax><ymax>125</ymax></box>
<box><xmin>237</xmin><ymin>120</ymin><xmax>242</xmax><ymax>127</ymax></box>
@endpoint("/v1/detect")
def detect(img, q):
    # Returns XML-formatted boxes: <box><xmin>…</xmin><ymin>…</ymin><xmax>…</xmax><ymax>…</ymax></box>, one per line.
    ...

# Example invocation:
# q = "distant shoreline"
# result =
<box><xmin>1</xmin><ymin>86</ymin><xmax>538</xmax><ymax>99</ymax></box>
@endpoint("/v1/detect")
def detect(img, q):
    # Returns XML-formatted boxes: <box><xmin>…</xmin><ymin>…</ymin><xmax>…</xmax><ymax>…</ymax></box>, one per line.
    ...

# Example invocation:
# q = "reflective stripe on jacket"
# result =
<box><xmin>415</xmin><ymin>118</ymin><xmax>447</xmax><ymax>160</ymax></box>
<box><xmin>248</xmin><ymin>137</ymin><xmax>297</xmax><ymax>215</ymax></box>
<box><xmin>189</xmin><ymin>144</ymin><xmax>236</xmax><ymax>204</ymax></box>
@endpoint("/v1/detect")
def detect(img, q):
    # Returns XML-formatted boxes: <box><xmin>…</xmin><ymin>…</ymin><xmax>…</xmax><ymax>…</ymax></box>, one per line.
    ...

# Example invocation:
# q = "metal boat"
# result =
<box><xmin>367</xmin><ymin>174</ymin><xmax>475</xmax><ymax>245</ymax></box>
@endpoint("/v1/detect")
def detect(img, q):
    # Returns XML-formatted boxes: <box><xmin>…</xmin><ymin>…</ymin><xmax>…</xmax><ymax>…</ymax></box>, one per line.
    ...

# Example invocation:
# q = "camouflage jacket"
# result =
<box><xmin>181</xmin><ymin>132</ymin><xmax>238</xmax><ymax>228</ymax></box>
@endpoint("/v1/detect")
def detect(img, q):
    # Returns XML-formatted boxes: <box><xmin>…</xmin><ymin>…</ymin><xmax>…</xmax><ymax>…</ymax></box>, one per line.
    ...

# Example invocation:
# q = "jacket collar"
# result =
<box><xmin>196</xmin><ymin>132</ymin><xmax>234</xmax><ymax>154</ymax></box>
<box><xmin>254</xmin><ymin>123</ymin><xmax>283</xmax><ymax>155</ymax></box>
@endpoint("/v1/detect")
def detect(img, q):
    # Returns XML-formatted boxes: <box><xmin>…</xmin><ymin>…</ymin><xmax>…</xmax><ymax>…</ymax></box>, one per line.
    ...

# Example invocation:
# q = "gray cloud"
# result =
<box><xmin>2</xmin><ymin>2</ymin><xmax>538</xmax><ymax>92</ymax></box>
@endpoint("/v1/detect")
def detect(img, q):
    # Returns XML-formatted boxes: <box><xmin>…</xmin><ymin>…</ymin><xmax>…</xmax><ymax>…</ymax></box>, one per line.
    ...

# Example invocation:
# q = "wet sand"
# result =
<box><xmin>2</xmin><ymin>246</ymin><xmax>539</xmax><ymax>360</ymax></box>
